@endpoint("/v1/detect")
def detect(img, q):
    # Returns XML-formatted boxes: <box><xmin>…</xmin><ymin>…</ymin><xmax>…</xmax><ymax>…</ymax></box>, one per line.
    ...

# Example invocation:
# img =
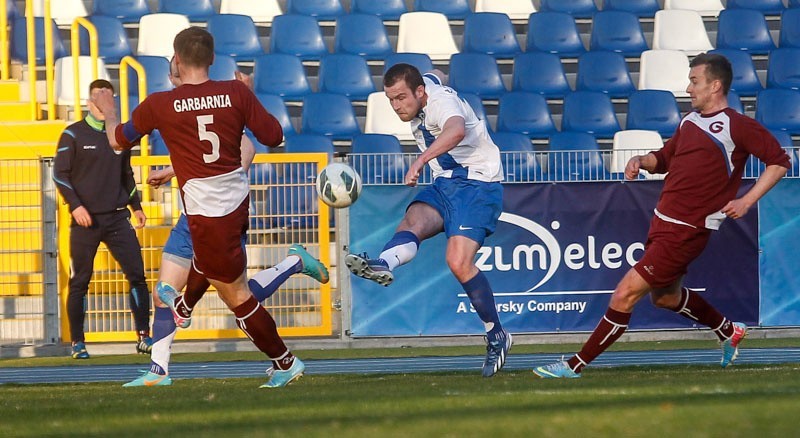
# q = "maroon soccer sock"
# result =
<box><xmin>567</xmin><ymin>307</ymin><xmax>631</xmax><ymax>373</ymax></box>
<box><xmin>672</xmin><ymin>287</ymin><xmax>733</xmax><ymax>341</ymax></box>
<box><xmin>182</xmin><ymin>266</ymin><xmax>211</xmax><ymax>311</ymax></box>
<box><xmin>232</xmin><ymin>296</ymin><xmax>294</xmax><ymax>369</ymax></box>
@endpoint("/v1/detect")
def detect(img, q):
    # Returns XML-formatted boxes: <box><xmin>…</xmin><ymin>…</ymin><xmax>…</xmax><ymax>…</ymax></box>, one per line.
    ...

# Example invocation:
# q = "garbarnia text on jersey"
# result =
<box><xmin>173</xmin><ymin>94</ymin><xmax>232</xmax><ymax>113</ymax></box>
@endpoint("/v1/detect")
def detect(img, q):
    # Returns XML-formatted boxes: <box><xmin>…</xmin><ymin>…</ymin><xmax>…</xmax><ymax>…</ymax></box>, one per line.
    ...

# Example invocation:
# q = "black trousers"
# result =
<box><xmin>67</xmin><ymin>209</ymin><xmax>150</xmax><ymax>342</ymax></box>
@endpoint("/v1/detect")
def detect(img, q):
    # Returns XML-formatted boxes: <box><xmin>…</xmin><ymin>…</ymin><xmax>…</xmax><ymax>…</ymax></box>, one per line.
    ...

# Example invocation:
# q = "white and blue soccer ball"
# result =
<box><xmin>316</xmin><ymin>162</ymin><xmax>362</xmax><ymax>208</ymax></box>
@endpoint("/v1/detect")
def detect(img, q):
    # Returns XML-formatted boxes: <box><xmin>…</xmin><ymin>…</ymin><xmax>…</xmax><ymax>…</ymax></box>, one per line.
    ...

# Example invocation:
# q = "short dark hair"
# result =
<box><xmin>173</xmin><ymin>27</ymin><xmax>214</xmax><ymax>68</ymax></box>
<box><xmin>690</xmin><ymin>53</ymin><xmax>733</xmax><ymax>95</ymax></box>
<box><xmin>89</xmin><ymin>79</ymin><xmax>114</xmax><ymax>94</ymax></box>
<box><xmin>384</xmin><ymin>63</ymin><xmax>424</xmax><ymax>91</ymax></box>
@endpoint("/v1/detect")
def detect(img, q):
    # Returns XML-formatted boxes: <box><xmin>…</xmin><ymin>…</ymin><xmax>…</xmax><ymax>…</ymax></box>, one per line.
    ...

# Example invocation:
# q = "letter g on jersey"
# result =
<box><xmin>709</xmin><ymin>121</ymin><xmax>724</xmax><ymax>133</ymax></box>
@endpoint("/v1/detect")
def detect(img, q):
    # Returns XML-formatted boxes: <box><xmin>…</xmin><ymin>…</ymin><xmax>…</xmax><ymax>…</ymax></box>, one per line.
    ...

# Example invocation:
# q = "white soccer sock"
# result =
<box><xmin>151</xmin><ymin>328</ymin><xmax>177</xmax><ymax>375</ymax></box>
<box><xmin>379</xmin><ymin>241</ymin><xmax>418</xmax><ymax>271</ymax></box>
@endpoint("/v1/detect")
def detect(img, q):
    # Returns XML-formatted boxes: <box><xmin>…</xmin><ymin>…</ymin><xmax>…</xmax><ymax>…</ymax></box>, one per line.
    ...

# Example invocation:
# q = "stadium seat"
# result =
<box><xmin>462</xmin><ymin>12</ymin><xmax>521</xmax><ymax>58</ymax></box>
<box><xmin>496</xmin><ymin>91</ymin><xmax>557</xmax><ymax>139</ymax></box>
<box><xmin>626</xmin><ymin>90</ymin><xmax>682</xmax><ymax>137</ymax></box>
<box><xmin>92</xmin><ymin>0</ymin><xmax>151</xmax><ymax>24</ymax></box>
<box><xmin>728</xmin><ymin>90</ymin><xmax>745</xmax><ymax>113</ymax></box>
<box><xmin>284</xmin><ymin>133</ymin><xmax>335</xmax><ymax>155</ymax></box>
<box><xmin>31</xmin><ymin>0</ymin><xmax>87</xmax><ymax>26</ymax></box>
<box><xmin>663</xmin><ymin>0</ymin><xmax>724</xmax><ymax>17</ymax></box>
<box><xmin>208</xmin><ymin>54</ymin><xmax>238</xmax><ymax>81</ymax></box>
<box><xmin>756</xmin><ymin>89</ymin><xmax>800</xmax><ymax>134</ymax></box>
<box><xmin>489</xmin><ymin>131</ymin><xmax>543</xmax><ymax>182</ymax></box>
<box><xmin>767</xmin><ymin>48</ymin><xmax>800</xmax><ymax>90</ymax></box>
<box><xmin>207</xmin><ymin>14</ymin><xmax>264</xmax><ymax>62</ymax></box>
<box><xmin>137</xmin><ymin>14</ymin><xmax>191</xmax><ymax>58</ymax></box>
<box><xmin>716</xmin><ymin>9</ymin><xmax>776</xmax><ymax>54</ymax></box>
<box><xmin>547</xmin><ymin>131</ymin><xmax>607</xmax><ymax>181</ymax></box>
<box><xmin>790</xmin><ymin>0</ymin><xmax>800</xmax><ymax>8</ymax></box>
<box><xmin>160</xmin><ymin>0</ymin><xmax>216</xmax><ymax>21</ymax></box>
<box><xmin>301</xmin><ymin>93</ymin><xmax>361</xmax><ymax>140</ymax></box>
<box><xmin>79</xmin><ymin>16</ymin><xmax>131</xmax><ymax>64</ymax></box>
<box><xmin>511</xmin><ymin>52</ymin><xmax>571</xmax><ymax>99</ymax></box>
<box><xmin>219</xmin><ymin>0</ymin><xmax>283</xmax><ymax>24</ymax></box>
<box><xmin>54</xmin><ymin>56</ymin><xmax>112</xmax><ymax>105</ymax></box>
<box><xmin>638</xmin><ymin>49</ymin><xmax>691</xmax><ymax>98</ymax></box>
<box><xmin>256</xmin><ymin>93</ymin><xmax>296</xmax><ymax>137</ymax></box>
<box><xmin>562</xmin><ymin>91</ymin><xmax>622</xmax><ymax>139</ymax></box>
<box><xmin>538</xmin><ymin>0</ymin><xmax>597</xmax><ymax>19</ymax></box>
<box><xmin>383</xmin><ymin>53</ymin><xmax>434</xmax><ymax>75</ymax></box>
<box><xmin>653</xmin><ymin>10</ymin><xmax>714</xmax><ymax>56</ymax></box>
<box><xmin>726</xmin><ymin>0</ymin><xmax>785</xmax><ymax>15</ymax></box>
<box><xmin>253</xmin><ymin>54</ymin><xmax>312</xmax><ymax>101</ymax></box>
<box><xmin>413</xmin><ymin>0</ymin><xmax>471</xmax><ymax>20</ymax></box>
<box><xmin>458</xmin><ymin>92</ymin><xmax>488</xmax><ymax>125</ymax></box>
<box><xmin>526</xmin><ymin>12</ymin><xmax>586</xmax><ymax>58</ymax></box>
<box><xmin>611</xmin><ymin>130</ymin><xmax>664</xmax><ymax>175</ymax></box>
<box><xmin>350</xmin><ymin>133</ymin><xmax>406</xmax><ymax>184</ymax></box>
<box><xmin>350</xmin><ymin>0</ymin><xmax>407</xmax><ymax>21</ymax></box>
<box><xmin>602</xmin><ymin>0</ymin><xmax>660</xmax><ymax>18</ymax></box>
<box><xmin>709</xmin><ymin>49</ymin><xmax>762</xmax><ymax>97</ymax></box>
<box><xmin>448</xmin><ymin>53</ymin><xmax>506</xmax><ymax>99</ymax></box>
<box><xmin>11</xmin><ymin>17</ymin><xmax>66</xmax><ymax>63</ymax></box>
<box><xmin>318</xmin><ymin>54</ymin><xmax>375</xmax><ymax>101</ymax></box>
<box><xmin>397</xmin><ymin>12</ymin><xmax>459</xmax><ymax>61</ymax></box>
<box><xmin>474</xmin><ymin>0</ymin><xmax>536</xmax><ymax>21</ymax></box>
<box><xmin>365</xmin><ymin>92</ymin><xmax>415</xmax><ymax>141</ymax></box>
<box><xmin>270</xmin><ymin>14</ymin><xmax>328</xmax><ymax>61</ymax></box>
<box><xmin>126</xmin><ymin>56</ymin><xmax>172</xmax><ymax>96</ymax></box>
<box><xmin>149</xmin><ymin>130</ymin><xmax>169</xmax><ymax>155</ymax></box>
<box><xmin>589</xmin><ymin>11</ymin><xmax>649</xmax><ymax>57</ymax></box>
<box><xmin>5</xmin><ymin>0</ymin><xmax>18</xmax><ymax>19</ymax></box>
<box><xmin>334</xmin><ymin>14</ymin><xmax>393</xmax><ymax>60</ymax></box>
<box><xmin>770</xmin><ymin>129</ymin><xmax>794</xmax><ymax>147</ymax></box>
<box><xmin>575</xmin><ymin>51</ymin><xmax>636</xmax><ymax>98</ymax></box>
<box><xmin>263</xmin><ymin>155</ymin><xmax>321</xmax><ymax>228</ymax></box>
<box><xmin>780</xmin><ymin>8</ymin><xmax>800</xmax><ymax>48</ymax></box>
<box><xmin>286</xmin><ymin>0</ymin><xmax>345</xmax><ymax>20</ymax></box>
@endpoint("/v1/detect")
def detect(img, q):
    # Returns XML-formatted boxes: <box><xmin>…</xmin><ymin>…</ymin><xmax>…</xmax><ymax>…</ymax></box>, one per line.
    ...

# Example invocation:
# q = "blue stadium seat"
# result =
<box><xmin>539</xmin><ymin>0</ymin><xmax>598</xmax><ymax>19</ymax></box>
<box><xmin>285</xmin><ymin>133</ymin><xmax>335</xmax><ymax>155</ymax></box>
<box><xmin>462</xmin><ymin>12</ymin><xmax>521</xmax><ymax>58</ymax></box>
<box><xmin>602</xmin><ymin>0</ymin><xmax>661</xmax><ymax>18</ymax></box>
<box><xmin>160</xmin><ymin>0</ymin><xmax>216</xmax><ymax>21</ymax></box>
<box><xmin>92</xmin><ymin>0</ymin><xmax>151</xmax><ymax>23</ymax></box>
<box><xmin>318</xmin><ymin>54</ymin><xmax>375</xmax><ymax>101</ymax></box>
<box><xmin>207</xmin><ymin>14</ymin><xmax>263</xmax><ymax>62</ymax></box>
<box><xmin>127</xmin><ymin>56</ymin><xmax>172</xmax><ymax>96</ymax></box>
<box><xmin>790</xmin><ymin>0</ymin><xmax>800</xmax><ymax>8</ymax></box>
<box><xmin>767</xmin><ymin>48</ymin><xmax>800</xmax><ymax>90</ymax></box>
<box><xmin>383</xmin><ymin>53</ymin><xmax>434</xmax><ymax>75</ymax></box>
<box><xmin>562</xmin><ymin>91</ymin><xmax>622</xmax><ymax>139</ymax></box>
<box><xmin>511</xmin><ymin>52</ymin><xmax>571</xmax><ymax>99</ymax></box>
<box><xmin>334</xmin><ymin>14</ymin><xmax>393</xmax><ymax>60</ymax></box>
<box><xmin>590</xmin><ymin>11</ymin><xmax>649</xmax><ymax>57</ymax></box>
<box><xmin>717</xmin><ymin>9</ymin><xmax>776</xmax><ymax>54</ymax></box>
<box><xmin>6</xmin><ymin>0</ymin><xmax>18</xmax><ymax>19</ymax></box>
<box><xmin>350</xmin><ymin>133</ymin><xmax>406</xmax><ymax>184</ymax></box>
<box><xmin>256</xmin><ymin>93</ymin><xmax>296</xmax><ymax>137</ymax></box>
<box><xmin>547</xmin><ymin>131</ymin><xmax>608</xmax><ymax>181</ymax></box>
<box><xmin>79</xmin><ymin>16</ymin><xmax>131</xmax><ymax>64</ymax></box>
<box><xmin>709</xmin><ymin>49</ymin><xmax>763</xmax><ymax>97</ymax></box>
<box><xmin>726</xmin><ymin>0</ymin><xmax>785</xmax><ymax>15</ymax></box>
<box><xmin>301</xmin><ymin>93</ymin><xmax>361</xmax><ymax>140</ymax></box>
<box><xmin>149</xmin><ymin>130</ymin><xmax>169</xmax><ymax>155</ymax></box>
<box><xmin>490</xmin><ymin>131</ymin><xmax>544</xmax><ymax>182</ymax></box>
<box><xmin>756</xmin><ymin>89</ymin><xmax>800</xmax><ymax>134</ymax></box>
<box><xmin>458</xmin><ymin>93</ymin><xmax>488</xmax><ymax>126</ymax></box>
<box><xmin>208</xmin><ymin>54</ymin><xmax>238</xmax><ymax>81</ymax></box>
<box><xmin>270</xmin><ymin>14</ymin><xmax>328</xmax><ymax>61</ymax></box>
<box><xmin>496</xmin><ymin>91</ymin><xmax>557</xmax><ymax>139</ymax></box>
<box><xmin>728</xmin><ymin>90</ymin><xmax>745</xmax><ymax>113</ymax></box>
<box><xmin>576</xmin><ymin>51</ymin><xmax>636</xmax><ymax>98</ymax></box>
<box><xmin>413</xmin><ymin>0</ymin><xmax>471</xmax><ymax>20</ymax></box>
<box><xmin>253</xmin><ymin>54</ymin><xmax>311</xmax><ymax>101</ymax></box>
<box><xmin>526</xmin><ymin>12</ymin><xmax>586</xmax><ymax>57</ymax></box>
<box><xmin>781</xmin><ymin>8</ymin><xmax>800</xmax><ymax>48</ymax></box>
<box><xmin>448</xmin><ymin>53</ymin><xmax>506</xmax><ymax>99</ymax></box>
<box><xmin>286</xmin><ymin>0</ymin><xmax>345</xmax><ymax>20</ymax></box>
<box><xmin>350</xmin><ymin>0</ymin><xmax>407</xmax><ymax>20</ymax></box>
<box><xmin>627</xmin><ymin>90</ymin><xmax>681</xmax><ymax>137</ymax></box>
<box><xmin>11</xmin><ymin>17</ymin><xmax>66</xmax><ymax>63</ymax></box>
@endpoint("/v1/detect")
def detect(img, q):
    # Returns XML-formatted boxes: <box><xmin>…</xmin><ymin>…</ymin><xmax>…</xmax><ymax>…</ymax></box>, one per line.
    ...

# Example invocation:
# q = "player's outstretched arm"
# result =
<box><xmin>722</xmin><ymin>164</ymin><xmax>787</xmax><ymax>219</ymax></box>
<box><xmin>625</xmin><ymin>153</ymin><xmax>658</xmax><ymax>180</ymax></box>
<box><xmin>148</xmin><ymin>166</ymin><xmax>176</xmax><ymax>188</ymax></box>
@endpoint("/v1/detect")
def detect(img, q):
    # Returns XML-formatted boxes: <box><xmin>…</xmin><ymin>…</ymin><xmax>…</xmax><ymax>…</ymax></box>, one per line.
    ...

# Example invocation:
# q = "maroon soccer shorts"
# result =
<box><xmin>186</xmin><ymin>200</ymin><xmax>249</xmax><ymax>284</ymax></box>
<box><xmin>634</xmin><ymin>215</ymin><xmax>712</xmax><ymax>289</ymax></box>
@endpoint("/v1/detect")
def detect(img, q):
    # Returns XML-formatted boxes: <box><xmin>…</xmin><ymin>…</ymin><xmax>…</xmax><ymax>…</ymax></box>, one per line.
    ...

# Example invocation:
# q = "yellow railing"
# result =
<box><xmin>70</xmin><ymin>17</ymin><xmax>99</xmax><ymax>121</ymax></box>
<box><xmin>0</xmin><ymin>0</ymin><xmax>9</xmax><ymax>80</ymax></box>
<box><xmin>24</xmin><ymin>0</ymin><xmax>36</xmax><ymax>119</ymax></box>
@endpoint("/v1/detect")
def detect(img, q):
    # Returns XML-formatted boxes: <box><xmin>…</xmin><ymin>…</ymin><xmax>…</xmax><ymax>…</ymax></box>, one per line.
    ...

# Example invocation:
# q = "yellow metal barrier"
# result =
<box><xmin>70</xmin><ymin>17</ymin><xmax>99</xmax><ymax>121</ymax></box>
<box><xmin>43</xmin><ymin>0</ymin><xmax>54</xmax><ymax>120</ymax></box>
<box><xmin>1</xmin><ymin>0</ymin><xmax>9</xmax><ymax>80</ymax></box>
<box><xmin>119</xmin><ymin>55</ymin><xmax>151</xmax><ymax>199</ymax></box>
<box><xmin>24</xmin><ymin>0</ymin><xmax>36</xmax><ymax>119</ymax></box>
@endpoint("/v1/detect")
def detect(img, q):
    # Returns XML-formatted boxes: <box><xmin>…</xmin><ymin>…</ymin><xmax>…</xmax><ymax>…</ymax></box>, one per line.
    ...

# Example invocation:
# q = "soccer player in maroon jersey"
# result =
<box><xmin>533</xmin><ymin>53</ymin><xmax>791</xmax><ymax>378</ymax></box>
<box><xmin>93</xmin><ymin>27</ymin><xmax>304</xmax><ymax>388</ymax></box>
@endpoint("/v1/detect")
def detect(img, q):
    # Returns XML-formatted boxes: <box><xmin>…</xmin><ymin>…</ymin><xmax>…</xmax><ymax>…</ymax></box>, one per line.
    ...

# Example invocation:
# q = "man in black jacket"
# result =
<box><xmin>54</xmin><ymin>79</ymin><xmax>151</xmax><ymax>359</ymax></box>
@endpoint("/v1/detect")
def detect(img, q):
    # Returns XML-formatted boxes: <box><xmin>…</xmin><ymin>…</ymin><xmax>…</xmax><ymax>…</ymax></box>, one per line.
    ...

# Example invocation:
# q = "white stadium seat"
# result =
<box><xmin>639</xmin><ymin>49</ymin><xmax>691</xmax><ymax>98</ymax></box>
<box><xmin>653</xmin><ymin>9</ymin><xmax>714</xmax><ymax>56</ymax></box>
<box><xmin>219</xmin><ymin>0</ymin><xmax>283</xmax><ymax>25</ymax></box>
<box><xmin>365</xmin><ymin>92</ymin><xmax>415</xmax><ymax>142</ymax></box>
<box><xmin>31</xmin><ymin>0</ymin><xmax>88</xmax><ymax>26</ymax></box>
<box><xmin>611</xmin><ymin>130</ymin><xmax>665</xmax><ymax>178</ymax></box>
<box><xmin>475</xmin><ymin>0</ymin><xmax>537</xmax><ymax>21</ymax></box>
<box><xmin>397</xmin><ymin>12</ymin><xmax>459</xmax><ymax>61</ymax></box>
<box><xmin>137</xmin><ymin>13</ymin><xmax>191</xmax><ymax>57</ymax></box>
<box><xmin>55</xmin><ymin>56</ymin><xmax>112</xmax><ymax>105</ymax></box>
<box><xmin>663</xmin><ymin>0</ymin><xmax>725</xmax><ymax>18</ymax></box>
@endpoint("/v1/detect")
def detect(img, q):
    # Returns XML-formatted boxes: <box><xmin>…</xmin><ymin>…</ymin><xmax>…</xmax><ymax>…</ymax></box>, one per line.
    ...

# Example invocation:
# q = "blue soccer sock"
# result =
<box><xmin>247</xmin><ymin>256</ymin><xmax>302</xmax><ymax>302</ymax></box>
<box><xmin>461</xmin><ymin>271</ymin><xmax>502</xmax><ymax>336</ymax></box>
<box><xmin>379</xmin><ymin>231</ymin><xmax>420</xmax><ymax>271</ymax></box>
<box><xmin>150</xmin><ymin>306</ymin><xmax>176</xmax><ymax>375</ymax></box>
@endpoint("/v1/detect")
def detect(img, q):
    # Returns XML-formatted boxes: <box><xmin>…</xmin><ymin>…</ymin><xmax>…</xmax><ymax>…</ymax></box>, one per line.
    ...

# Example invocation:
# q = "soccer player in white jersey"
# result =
<box><xmin>345</xmin><ymin>64</ymin><xmax>511</xmax><ymax>377</ymax></box>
